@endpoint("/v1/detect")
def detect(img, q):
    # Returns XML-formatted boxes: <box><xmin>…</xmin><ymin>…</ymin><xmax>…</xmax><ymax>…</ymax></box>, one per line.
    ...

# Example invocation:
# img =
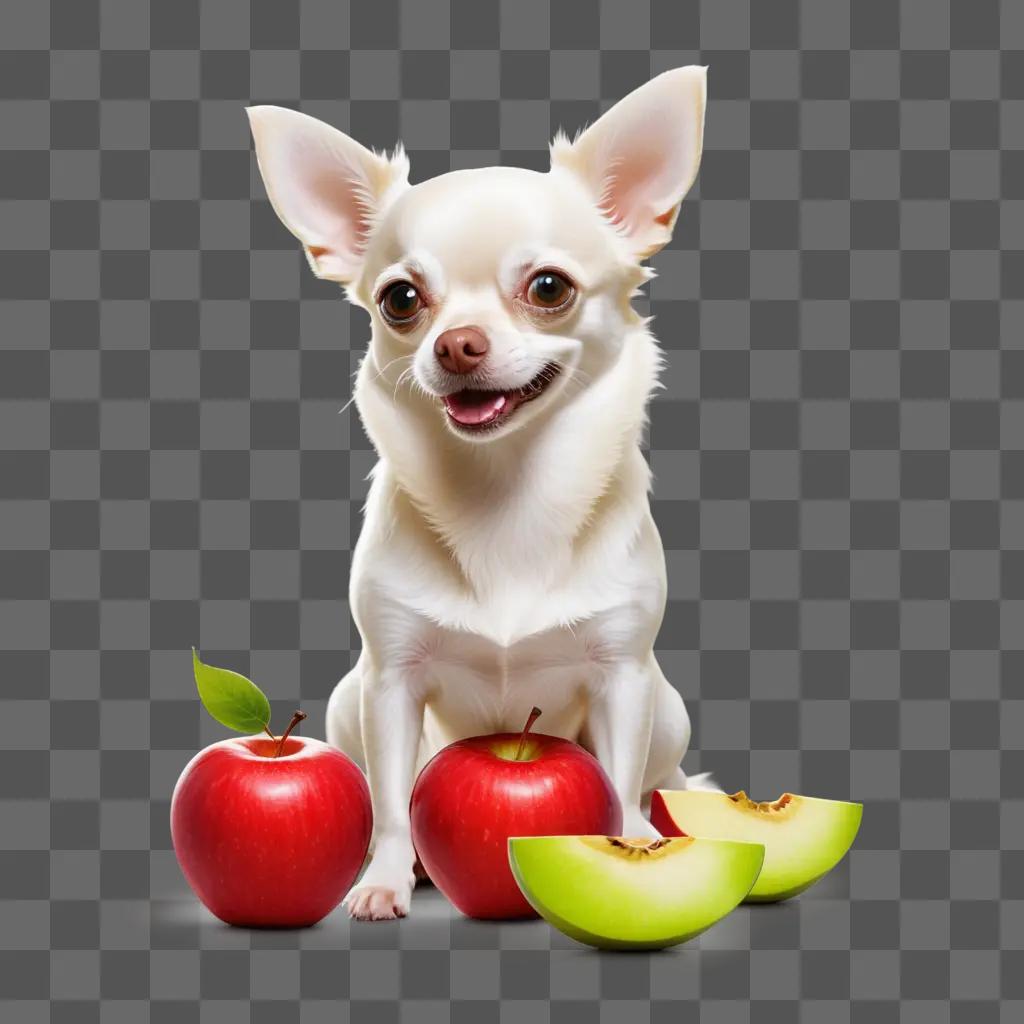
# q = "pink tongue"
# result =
<box><xmin>444</xmin><ymin>390</ymin><xmax>509</xmax><ymax>426</ymax></box>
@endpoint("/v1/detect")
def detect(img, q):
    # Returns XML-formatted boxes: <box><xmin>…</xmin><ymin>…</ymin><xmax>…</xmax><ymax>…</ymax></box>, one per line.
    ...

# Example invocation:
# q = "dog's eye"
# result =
<box><xmin>379</xmin><ymin>282</ymin><xmax>423</xmax><ymax>323</ymax></box>
<box><xmin>526</xmin><ymin>271</ymin><xmax>574</xmax><ymax>310</ymax></box>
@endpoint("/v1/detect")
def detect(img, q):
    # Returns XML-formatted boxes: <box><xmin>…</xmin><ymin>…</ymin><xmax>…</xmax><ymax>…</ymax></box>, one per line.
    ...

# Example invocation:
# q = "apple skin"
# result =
<box><xmin>410</xmin><ymin>732</ymin><xmax>622</xmax><ymax>919</ymax></box>
<box><xmin>171</xmin><ymin>735</ymin><xmax>372</xmax><ymax>927</ymax></box>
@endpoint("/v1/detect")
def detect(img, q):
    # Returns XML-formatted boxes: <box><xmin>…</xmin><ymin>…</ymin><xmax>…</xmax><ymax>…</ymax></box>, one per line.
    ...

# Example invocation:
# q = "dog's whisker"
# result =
<box><xmin>340</xmin><ymin>353</ymin><xmax>414</xmax><ymax>414</ymax></box>
<box><xmin>549</xmin><ymin>358</ymin><xmax>593</xmax><ymax>386</ymax></box>
<box><xmin>392</xmin><ymin>365</ymin><xmax>417</xmax><ymax>405</ymax></box>
<box><xmin>546</xmin><ymin>361</ymin><xmax>594</xmax><ymax>401</ymax></box>
<box><xmin>392</xmin><ymin>364</ymin><xmax>431</xmax><ymax>406</ymax></box>
<box><xmin>373</xmin><ymin>353</ymin><xmax>415</xmax><ymax>384</ymax></box>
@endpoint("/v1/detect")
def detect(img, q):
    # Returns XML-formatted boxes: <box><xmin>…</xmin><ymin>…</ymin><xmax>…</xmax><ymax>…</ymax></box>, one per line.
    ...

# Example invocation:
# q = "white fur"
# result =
<box><xmin>248</xmin><ymin>68</ymin><xmax>712</xmax><ymax>921</ymax></box>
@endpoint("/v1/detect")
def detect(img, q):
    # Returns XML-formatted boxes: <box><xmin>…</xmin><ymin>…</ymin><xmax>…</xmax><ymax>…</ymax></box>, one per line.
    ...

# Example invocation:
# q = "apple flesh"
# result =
<box><xmin>651</xmin><ymin>789</ymin><xmax>862</xmax><ymax>902</ymax></box>
<box><xmin>508</xmin><ymin>834</ymin><xmax>765</xmax><ymax>949</ymax></box>
<box><xmin>171</xmin><ymin>735</ymin><xmax>372</xmax><ymax>927</ymax></box>
<box><xmin>410</xmin><ymin>712</ymin><xmax>622</xmax><ymax>919</ymax></box>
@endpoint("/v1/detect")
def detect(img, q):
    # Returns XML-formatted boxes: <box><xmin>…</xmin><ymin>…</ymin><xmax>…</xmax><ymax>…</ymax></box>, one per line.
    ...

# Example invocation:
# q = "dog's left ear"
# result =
<box><xmin>551</xmin><ymin>66</ymin><xmax>707</xmax><ymax>259</ymax></box>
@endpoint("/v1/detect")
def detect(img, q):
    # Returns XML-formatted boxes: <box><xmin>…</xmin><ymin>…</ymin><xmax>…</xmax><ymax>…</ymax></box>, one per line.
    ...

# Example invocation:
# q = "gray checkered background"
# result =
<box><xmin>1</xmin><ymin>0</ymin><xmax>1021</xmax><ymax>1019</ymax></box>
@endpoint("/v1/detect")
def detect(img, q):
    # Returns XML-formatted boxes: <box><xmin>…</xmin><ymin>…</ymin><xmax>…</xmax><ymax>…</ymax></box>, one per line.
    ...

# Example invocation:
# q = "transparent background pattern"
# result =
<box><xmin>0</xmin><ymin>0</ymin><xmax>1021</xmax><ymax>1020</ymax></box>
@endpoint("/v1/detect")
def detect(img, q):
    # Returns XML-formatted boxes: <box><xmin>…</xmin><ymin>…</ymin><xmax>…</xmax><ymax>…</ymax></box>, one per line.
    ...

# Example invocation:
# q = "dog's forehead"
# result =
<box><xmin>373</xmin><ymin>166</ymin><xmax>613</xmax><ymax>279</ymax></box>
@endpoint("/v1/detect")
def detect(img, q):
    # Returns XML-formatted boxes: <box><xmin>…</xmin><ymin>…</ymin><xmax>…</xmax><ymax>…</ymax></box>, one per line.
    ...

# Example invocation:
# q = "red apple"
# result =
<box><xmin>410</xmin><ymin>708</ymin><xmax>622</xmax><ymax>919</ymax></box>
<box><xmin>171</xmin><ymin>725</ymin><xmax>371</xmax><ymax>928</ymax></box>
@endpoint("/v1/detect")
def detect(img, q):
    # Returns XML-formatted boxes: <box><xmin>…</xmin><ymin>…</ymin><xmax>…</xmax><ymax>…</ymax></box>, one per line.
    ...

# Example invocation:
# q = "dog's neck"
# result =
<box><xmin>356</xmin><ymin>330</ymin><xmax>661</xmax><ymax>596</ymax></box>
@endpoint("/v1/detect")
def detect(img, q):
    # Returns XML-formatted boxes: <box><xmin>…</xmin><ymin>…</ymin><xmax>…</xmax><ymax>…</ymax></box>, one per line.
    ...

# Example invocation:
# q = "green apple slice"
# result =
<box><xmin>651</xmin><ymin>790</ymin><xmax>862</xmax><ymax>902</ymax></box>
<box><xmin>507</xmin><ymin>835</ymin><xmax>764</xmax><ymax>950</ymax></box>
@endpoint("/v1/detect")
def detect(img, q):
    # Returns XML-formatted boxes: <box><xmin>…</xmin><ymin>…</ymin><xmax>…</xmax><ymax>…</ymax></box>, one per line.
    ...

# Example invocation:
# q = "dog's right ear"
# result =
<box><xmin>247</xmin><ymin>106</ymin><xmax>409</xmax><ymax>284</ymax></box>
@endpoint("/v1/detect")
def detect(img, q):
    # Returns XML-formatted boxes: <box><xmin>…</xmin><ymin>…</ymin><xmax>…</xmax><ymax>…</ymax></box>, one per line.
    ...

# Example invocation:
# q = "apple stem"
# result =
<box><xmin>514</xmin><ymin>706</ymin><xmax>542</xmax><ymax>762</ymax></box>
<box><xmin>274</xmin><ymin>710</ymin><xmax>307</xmax><ymax>758</ymax></box>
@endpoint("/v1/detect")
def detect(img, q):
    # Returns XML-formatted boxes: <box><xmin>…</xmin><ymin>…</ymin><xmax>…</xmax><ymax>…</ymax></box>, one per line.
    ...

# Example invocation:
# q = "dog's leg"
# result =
<box><xmin>585</xmin><ymin>656</ymin><xmax>660</xmax><ymax>839</ymax></box>
<box><xmin>343</xmin><ymin>666</ymin><xmax>425</xmax><ymax>921</ymax></box>
<box><xmin>326</xmin><ymin>658</ymin><xmax>365</xmax><ymax>769</ymax></box>
<box><xmin>639</xmin><ymin>663</ymin><xmax>720</xmax><ymax>807</ymax></box>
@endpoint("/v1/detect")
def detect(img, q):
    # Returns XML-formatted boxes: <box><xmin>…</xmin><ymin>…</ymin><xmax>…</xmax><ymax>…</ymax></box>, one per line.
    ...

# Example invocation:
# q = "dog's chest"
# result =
<box><xmin>424</xmin><ymin>622</ymin><xmax>597</xmax><ymax>736</ymax></box>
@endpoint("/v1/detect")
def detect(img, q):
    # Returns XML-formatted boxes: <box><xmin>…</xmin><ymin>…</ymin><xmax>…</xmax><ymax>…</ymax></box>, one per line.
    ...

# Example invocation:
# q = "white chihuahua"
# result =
<box><xmin>248</xmin><ymin>67</ymin><xmax>712</xmax><ymax>921</ymax></box>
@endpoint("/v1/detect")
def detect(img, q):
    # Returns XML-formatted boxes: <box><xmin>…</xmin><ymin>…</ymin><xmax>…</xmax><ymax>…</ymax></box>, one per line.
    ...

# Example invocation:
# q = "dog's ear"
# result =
<box><xmin>247</xmin><ymin>106</ymin><xmax>409</xmax><ymax>283</ymax></box>
<box><xmin>551</xmin><ymin>66</ymin><xmax>707</xmax><ymax>259</ymax></box>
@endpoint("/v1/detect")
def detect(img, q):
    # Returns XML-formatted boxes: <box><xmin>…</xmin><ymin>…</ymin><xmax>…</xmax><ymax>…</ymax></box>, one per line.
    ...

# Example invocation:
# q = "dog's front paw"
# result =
<box><xmin>345</xmin><ymin>835</ymin><xmax>416</xmax><ymax>921</ymax></box>
<box><xmin>344</xmin><ymin>882</ymin><xmax>413</xmax><ymax>921</ymax></box>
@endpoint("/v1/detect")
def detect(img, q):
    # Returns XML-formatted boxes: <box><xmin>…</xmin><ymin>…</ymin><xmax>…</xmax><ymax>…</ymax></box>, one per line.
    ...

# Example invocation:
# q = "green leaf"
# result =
<box><xmin>192</xmin><ymin>648</ymin><xmax>272</xmax><ymax>734</ymax></box>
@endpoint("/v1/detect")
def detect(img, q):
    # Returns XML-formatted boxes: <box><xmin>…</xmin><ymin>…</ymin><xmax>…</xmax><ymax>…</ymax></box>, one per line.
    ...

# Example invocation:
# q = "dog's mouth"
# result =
<box><xmin>442</xmin><ymin>363</ymin><xmax>561</xmax><ymax>432</ymax></box>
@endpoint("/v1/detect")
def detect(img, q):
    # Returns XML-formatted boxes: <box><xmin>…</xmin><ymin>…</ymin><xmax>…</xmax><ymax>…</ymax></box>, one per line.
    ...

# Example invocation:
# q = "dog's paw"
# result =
<box><xmin>344</xmin><ymin>883</ymin><xmax>412</xmax><ymax>921</ymax></box>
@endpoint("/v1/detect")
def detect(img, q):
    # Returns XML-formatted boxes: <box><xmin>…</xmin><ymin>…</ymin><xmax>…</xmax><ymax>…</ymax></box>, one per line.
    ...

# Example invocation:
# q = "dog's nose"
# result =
<box><xmin>434</xmin><ymin>326</ymin><xmax>489</xmax><ymax>375</ymax></box>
